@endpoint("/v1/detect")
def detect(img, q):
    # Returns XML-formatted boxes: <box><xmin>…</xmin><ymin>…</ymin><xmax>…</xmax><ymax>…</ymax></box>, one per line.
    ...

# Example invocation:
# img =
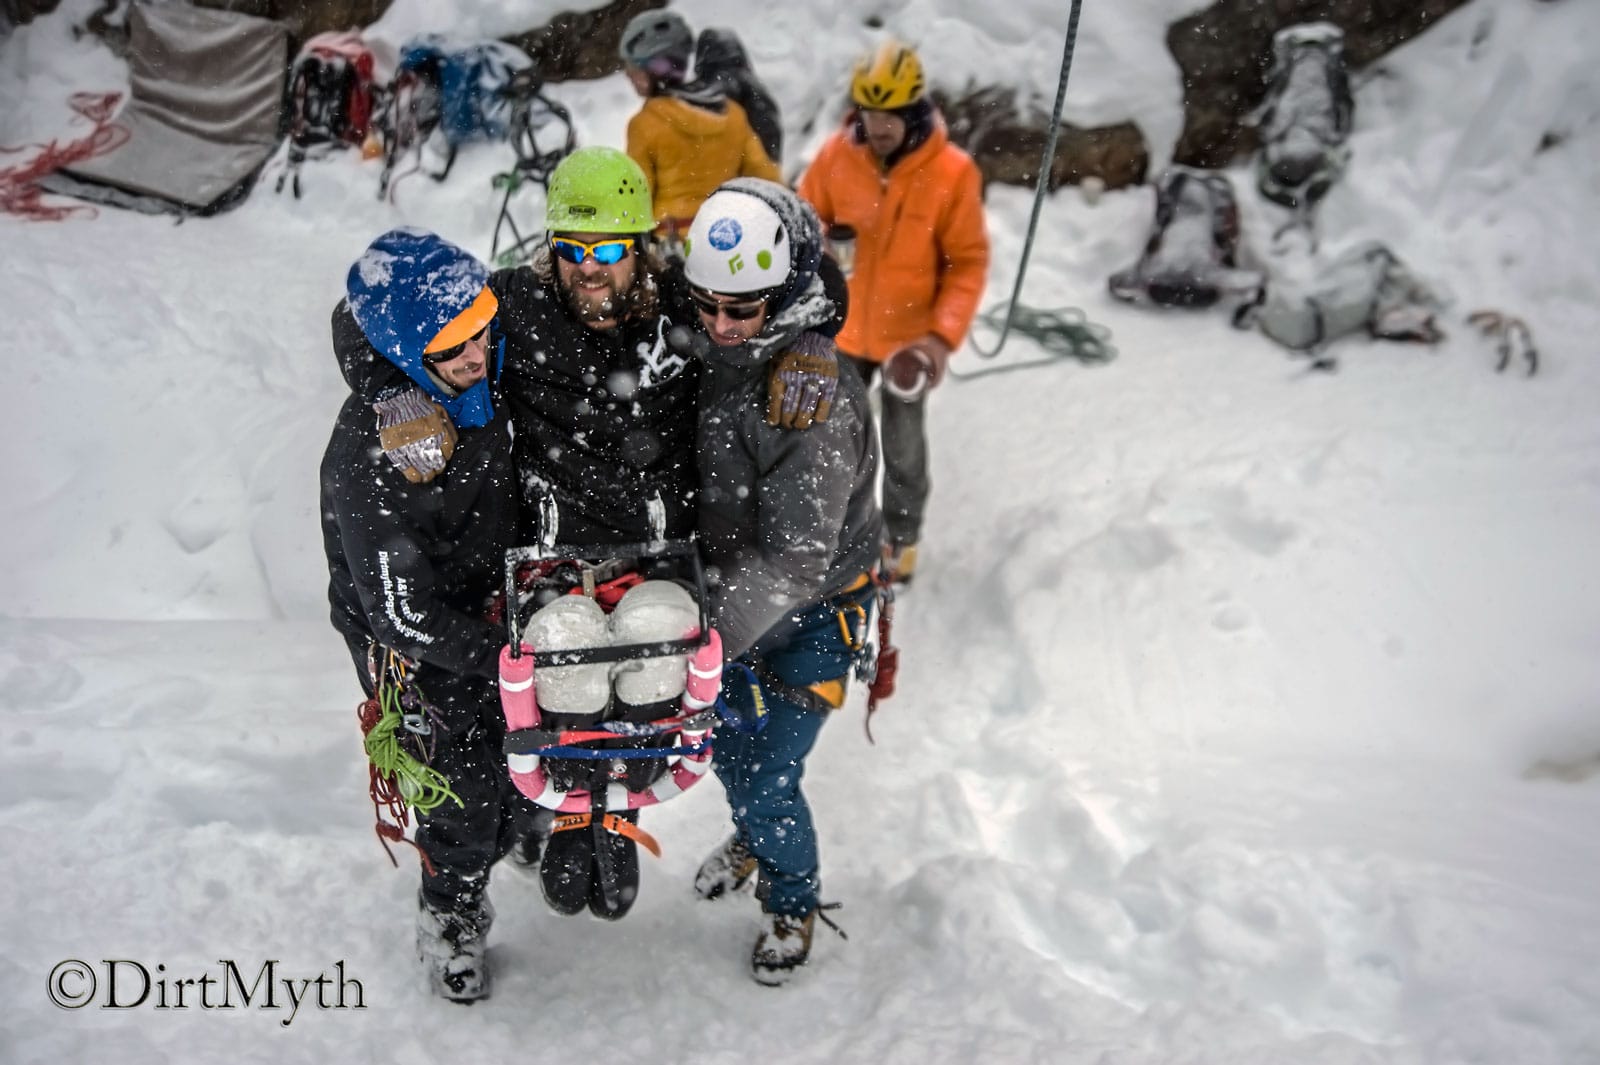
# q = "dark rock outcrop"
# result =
<box><xmin>937</xmin><ymin>87</ymin><xmax>1148</xmax><ymax>191</ymax></box>
<box><xmin>182</xmin><ymin>0</ymin><xmax>657</xmax><ymax>76</ymax></box>
<box><xmin>4</xmin><ymin>0</ymin><xmax>61</xmax><ymax>30</ymax></box>
<box><xmin>504</xmin><ymin>0</ymin><xmax>661</xmax><ymax>81</ymax></box>
<box><xmin>184</xmin><ymin>0</ymin><xmax>391</xmax><ymax>40</ymax></box>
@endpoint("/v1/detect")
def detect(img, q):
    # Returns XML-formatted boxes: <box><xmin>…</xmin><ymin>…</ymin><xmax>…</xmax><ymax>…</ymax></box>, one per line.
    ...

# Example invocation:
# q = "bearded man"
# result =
<box><xmin>328</xmin><ymin>148</ymin><xmax>838</xmax><ymax>943</ymax></box>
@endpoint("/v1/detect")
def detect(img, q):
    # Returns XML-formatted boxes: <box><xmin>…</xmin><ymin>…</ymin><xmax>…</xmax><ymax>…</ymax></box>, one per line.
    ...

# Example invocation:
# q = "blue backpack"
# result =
<box><xmin>377</xmin><ymin>37</ymin><xmax>527</xmax><ymax>198</ymax></box>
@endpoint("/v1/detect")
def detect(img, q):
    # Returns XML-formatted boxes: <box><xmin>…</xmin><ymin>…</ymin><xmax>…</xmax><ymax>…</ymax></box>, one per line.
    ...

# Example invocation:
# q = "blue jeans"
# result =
<box><xmin>711</xmin><ymin>691</ymin><xmax>828</xmax><ymax>917</ymax></box>
<box><xmin>712</xmin><ymin>583</ymin><xmax>872</xmax><ymax>915</ymax></box>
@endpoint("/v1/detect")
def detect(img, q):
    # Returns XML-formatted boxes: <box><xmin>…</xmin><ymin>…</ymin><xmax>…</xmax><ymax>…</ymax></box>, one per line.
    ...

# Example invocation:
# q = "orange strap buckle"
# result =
<box><xmin>550</xmin><ymin>811</ymin><xmax>662</xmax><ymax>858</ymax></box>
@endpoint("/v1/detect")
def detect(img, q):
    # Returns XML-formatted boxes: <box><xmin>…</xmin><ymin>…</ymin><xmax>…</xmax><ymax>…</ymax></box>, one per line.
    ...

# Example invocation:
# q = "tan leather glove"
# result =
<box><xmin>375</xmin><ymin>388</ymin><xmax>457</xmax><ymax>483</ymax></box>
<box><xmin>766</xmin><ymin>347</ymin><xmax>839</xmax><ymax>430</ymax></box>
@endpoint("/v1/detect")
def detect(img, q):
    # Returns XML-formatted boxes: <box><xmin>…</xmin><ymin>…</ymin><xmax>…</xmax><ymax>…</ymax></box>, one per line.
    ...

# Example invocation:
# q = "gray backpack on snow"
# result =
<box><xmin>1108</xmin><ymin>166</ymin><xmax>1264</xmax><ymax>309</ymax></box>
<box><xmin>1239</xmin><ymin>241</ymin><xmax>1442</xmax><ymax>353</ymax></box>
<box><xmin>1254</xmin><ymin>22</ymin><xmax>1354</xmax><ymax>211</ymax></box>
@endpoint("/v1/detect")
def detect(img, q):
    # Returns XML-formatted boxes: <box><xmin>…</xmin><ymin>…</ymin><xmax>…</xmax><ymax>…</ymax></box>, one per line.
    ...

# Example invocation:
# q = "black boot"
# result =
<box><xmin>588</xmin><ymin>810</ymin><xmax>641</xmax><ymax>920</ymax></box>
<box><xmin>504</xmin><ymin>806</ymin><xmax>554</xmax><ymax>879</ymax></box>
<box><xmin>539</xmin><ymin>823</ymin><xmax>593</xmax><ymax>916</ymax></box>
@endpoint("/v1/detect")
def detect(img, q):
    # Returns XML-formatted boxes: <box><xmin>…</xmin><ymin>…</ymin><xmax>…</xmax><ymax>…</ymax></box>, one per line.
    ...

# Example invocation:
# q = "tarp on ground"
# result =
<box><xmin>40</xmin><ymin>1</ymin><xmax>287</xmax><ymax>214</ymax></box>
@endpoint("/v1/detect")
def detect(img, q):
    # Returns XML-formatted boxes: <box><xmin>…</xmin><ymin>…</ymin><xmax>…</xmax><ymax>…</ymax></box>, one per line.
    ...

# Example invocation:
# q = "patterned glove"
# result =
<box><xmin>766</xmin><ymin>346</ymin><xmax>839</xmax><ymax>430</ymax></box>
<box><xmin>374</xmin><ymin>388</ymin><xmax>457</xmax><ymax>483</ymax></box>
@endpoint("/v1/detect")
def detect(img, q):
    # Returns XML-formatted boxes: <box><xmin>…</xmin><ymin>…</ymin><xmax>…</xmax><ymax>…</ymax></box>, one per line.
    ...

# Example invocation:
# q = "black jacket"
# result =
<box><xmin>322</xmin><ymin>305</ymin><xmax>519</xmax><ymax>711</ymax></box>
<box><xmin>330</xmin><ymin>266</ymin><xmax>701</xmax><ymax>549</ymax></box>
<box><xmin>487</xmin><ymin>266</ymin><xmax>700</xmax><ymax>545</ymax></box>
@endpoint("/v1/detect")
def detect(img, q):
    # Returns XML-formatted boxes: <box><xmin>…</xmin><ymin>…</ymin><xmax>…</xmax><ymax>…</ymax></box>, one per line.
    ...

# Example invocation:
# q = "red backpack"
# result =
<box><xmin>276</xmin><ymin>31</ymin><xmax>377</xmax><ymax>198</ymax></box>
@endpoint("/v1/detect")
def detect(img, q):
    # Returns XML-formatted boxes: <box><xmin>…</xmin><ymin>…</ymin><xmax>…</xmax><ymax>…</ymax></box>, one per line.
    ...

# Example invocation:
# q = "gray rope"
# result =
<box><xmin>950</xmin><ymin>304</ymin><xmax>1115</xmax><ymax>382</ymax></box>
<box><xmin>964</xmin><ymin>0</ymin><xmax>1089</xmax><ymax>363</ymax></box>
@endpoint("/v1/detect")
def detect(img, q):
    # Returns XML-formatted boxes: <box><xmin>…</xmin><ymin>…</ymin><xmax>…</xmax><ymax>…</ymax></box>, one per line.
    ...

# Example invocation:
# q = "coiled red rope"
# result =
<box><xmin>0</xmin><ymin>91</ymin><xmax>127</xmax><ymax>221</ymax></box>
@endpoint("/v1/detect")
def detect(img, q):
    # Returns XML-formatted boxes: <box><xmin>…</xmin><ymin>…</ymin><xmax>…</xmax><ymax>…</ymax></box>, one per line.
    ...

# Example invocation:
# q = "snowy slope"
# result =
<box><xmin>4</xmin><ymin>0</ymin><xmax>1600</xmax><ymax>1063</ymax></box>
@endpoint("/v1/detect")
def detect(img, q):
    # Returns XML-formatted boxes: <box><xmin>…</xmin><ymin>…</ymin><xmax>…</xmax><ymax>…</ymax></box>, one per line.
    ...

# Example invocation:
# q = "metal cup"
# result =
<box><xmin>825</xmin><ymin>223</ymin><xmax>857</xmax><ymax>279</ymax></box>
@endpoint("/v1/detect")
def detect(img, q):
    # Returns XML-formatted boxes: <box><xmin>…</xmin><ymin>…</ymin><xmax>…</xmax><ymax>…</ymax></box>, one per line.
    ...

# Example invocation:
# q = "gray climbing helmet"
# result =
<box><xmin>619</xmin><ymin>10</ymin><xmax>693</xmax><ymax>81</ymax></box>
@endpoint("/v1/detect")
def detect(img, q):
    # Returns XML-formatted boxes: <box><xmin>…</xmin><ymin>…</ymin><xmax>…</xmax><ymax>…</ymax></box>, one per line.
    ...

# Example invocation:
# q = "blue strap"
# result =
<box><xmin>715</xmin><ymin>661</ymin><xmax>769</xmax><ymax>734</ymax></box>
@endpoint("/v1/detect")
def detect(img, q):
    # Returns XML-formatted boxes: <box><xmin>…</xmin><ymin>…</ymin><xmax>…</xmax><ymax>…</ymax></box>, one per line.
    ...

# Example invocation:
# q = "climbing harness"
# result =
<box><xmin>953</xmin><ymin>0</ymin><xmax>1114</xmax><ymax>381</ymax></box>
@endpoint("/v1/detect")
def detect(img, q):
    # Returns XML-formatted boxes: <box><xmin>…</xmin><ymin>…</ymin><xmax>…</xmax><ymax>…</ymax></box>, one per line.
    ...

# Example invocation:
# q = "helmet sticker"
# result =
<box><xmin>708</xmin><ymin>217</ymin><xmax>743</xmax><ymax>251</ymax></box>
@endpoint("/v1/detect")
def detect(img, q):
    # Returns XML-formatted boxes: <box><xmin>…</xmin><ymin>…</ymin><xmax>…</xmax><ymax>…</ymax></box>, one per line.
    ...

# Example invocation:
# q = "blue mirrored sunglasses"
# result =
<box><xmin>550</xmin><ymin>236</ymin><xmax>636</xmax><ymax>266</ymax></box>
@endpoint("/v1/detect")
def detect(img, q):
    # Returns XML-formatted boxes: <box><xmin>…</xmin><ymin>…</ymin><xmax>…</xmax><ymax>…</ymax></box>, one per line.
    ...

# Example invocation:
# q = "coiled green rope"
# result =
<box><xmin>364</xmin><ymin>679</ymin><xmax>463</xmax><ymax>815</ymax></box>
<box><xmin>950</xmin><ymin>305</ymin><xmax>1116</xmax><ymax>381</ymax></box>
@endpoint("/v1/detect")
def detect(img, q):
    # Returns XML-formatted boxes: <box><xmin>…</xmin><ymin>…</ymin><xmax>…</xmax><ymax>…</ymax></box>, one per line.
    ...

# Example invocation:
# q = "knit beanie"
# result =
<box><xmin>346</xmin><ymin>228</ymin><xmax>501</xmax><ymax>429</ymax></box>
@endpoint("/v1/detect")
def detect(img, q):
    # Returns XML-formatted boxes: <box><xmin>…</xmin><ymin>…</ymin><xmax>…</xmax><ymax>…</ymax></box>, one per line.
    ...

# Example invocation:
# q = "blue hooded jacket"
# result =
<box><xmin>345</xmin><ymin>227</ymin><xmax>502</xmax><ymax>429</ymax></box>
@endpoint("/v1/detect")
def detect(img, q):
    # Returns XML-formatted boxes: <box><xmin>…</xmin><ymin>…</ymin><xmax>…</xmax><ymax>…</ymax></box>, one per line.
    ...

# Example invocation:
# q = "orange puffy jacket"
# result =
<box><xmin>797</xmin><ymin>114</ymin><xmax>989</xmax><ymax>361</ymax></box>
<box><xmin>626</xmin><ymin>95</ymin><xmax>780</xmax><ymax>232</ymax></box>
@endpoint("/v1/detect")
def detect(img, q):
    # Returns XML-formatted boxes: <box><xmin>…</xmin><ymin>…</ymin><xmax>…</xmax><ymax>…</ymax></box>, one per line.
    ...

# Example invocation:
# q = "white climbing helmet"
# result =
<box><xmin>682</xmin><ymin>186</ymin><xmax>792</xmax><ymax>296</ymax></box>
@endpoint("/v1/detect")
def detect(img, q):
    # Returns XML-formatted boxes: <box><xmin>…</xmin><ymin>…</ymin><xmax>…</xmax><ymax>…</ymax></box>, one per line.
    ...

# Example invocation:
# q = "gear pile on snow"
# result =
<box><xmin>377</xmin><ymin>37</ymin><xmax>531</xmax><ymax>199</ymax></box>
<box><xmin>1108</xmin><ymin>166</ymin><xmax>1264</xmax><ymax>310</ymax></box>
<box><xmin>1235</xmin><ymin>241</ymin><xmax>1444</xmax><ymax>361</ymax></box>
<box><xmin>275</xmin><ymin>31</ymin><xmax>377</xmax><ymax>199</ymax></box>
<box><xmin>1253</xmin><ymin>22</ymin><xmax>1354</xmax><ymax>213</ymax></box>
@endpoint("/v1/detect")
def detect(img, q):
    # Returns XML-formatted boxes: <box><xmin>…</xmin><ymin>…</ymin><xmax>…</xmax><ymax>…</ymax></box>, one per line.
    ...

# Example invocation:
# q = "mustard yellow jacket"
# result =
<box><xmin>626</xmin><ymin>96</ymin><xmax>781</xmax><ymax>229</ymax></box>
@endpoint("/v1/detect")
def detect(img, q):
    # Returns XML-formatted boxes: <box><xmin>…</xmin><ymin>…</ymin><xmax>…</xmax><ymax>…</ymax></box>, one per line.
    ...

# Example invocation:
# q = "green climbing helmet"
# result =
<box><xmin>545</xmin><ymin>146</ymin><xmax>654</xmax><ymax>235</ymax></box>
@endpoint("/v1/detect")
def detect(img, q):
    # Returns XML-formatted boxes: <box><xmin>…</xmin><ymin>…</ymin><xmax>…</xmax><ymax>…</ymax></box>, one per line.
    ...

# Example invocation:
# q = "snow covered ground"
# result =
<box><xmin>4</xmin><ymin>0</ymin><xmax>1599</xmax><ymax>1062</ymax></box>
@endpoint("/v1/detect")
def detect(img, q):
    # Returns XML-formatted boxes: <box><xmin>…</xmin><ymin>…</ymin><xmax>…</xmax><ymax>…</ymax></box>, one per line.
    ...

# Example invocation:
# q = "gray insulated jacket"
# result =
<box><xmin>694</xmin><ymin>277</ymin><xmax>883</xmax><ymax>658</ymax></box>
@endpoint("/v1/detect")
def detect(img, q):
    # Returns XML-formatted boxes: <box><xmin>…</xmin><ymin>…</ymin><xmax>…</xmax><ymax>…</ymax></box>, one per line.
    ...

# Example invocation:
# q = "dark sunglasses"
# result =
<box><xmin>423</xmin><ymin>325</ymin><xmax>489</xmax><ymax>365</ymax></box>
<box><xmin>688</xmin><ymin>287</ymin><xmax>768</xmax><ymax>321</ymax></box>
<box><xmin>550</xmin><ymin>236</ymin><xmax>636</xmax><ymax>266</ymax></box>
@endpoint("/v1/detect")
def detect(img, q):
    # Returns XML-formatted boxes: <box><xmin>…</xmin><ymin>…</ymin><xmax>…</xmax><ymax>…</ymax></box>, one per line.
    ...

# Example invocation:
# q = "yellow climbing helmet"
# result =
<box><xmin>850</xmin><ymin>40</ymin><xmax>926</xmax><ymax>110</ymax></box>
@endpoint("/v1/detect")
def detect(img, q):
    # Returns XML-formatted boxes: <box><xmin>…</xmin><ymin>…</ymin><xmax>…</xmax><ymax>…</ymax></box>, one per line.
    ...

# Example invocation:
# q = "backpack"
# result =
<box><xmin>1238</xmin><ymin>241</ymin><xmax>1442</xmax><ymax>359</ymax></box>
<box><xmin>1254</xmin><ymin>22</ymin><xmax>1354</xmax><ymax>212</ymax></box>
<box><xmin>275</xmin><ymin>31</ymin><xmax>376</xmax><ymax>198</ymax></box>
<box><xmin>694</xmin><ymin>28</ymin><xmax>783</xmax><ymax>164</ymax></box>
<box><xmin>377</xmin><ymin>37</ymin><xmax>529</xmax><ymax>199</ymax></box>
<box><xmin>1108</xmin><ymin>166</ymin><xmax>1264</xmax><ymax>309</ymax></box>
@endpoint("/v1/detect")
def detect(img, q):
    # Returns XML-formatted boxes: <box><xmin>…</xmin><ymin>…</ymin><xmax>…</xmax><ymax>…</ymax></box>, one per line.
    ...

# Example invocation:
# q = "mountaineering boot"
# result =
<box><xmin>588</xmin><ymin>810</ymin><xmax>641</xmax><ymax>920</ymax></box>
<box><xmin>694</xmin><ymin>834</ymin><xmax>758</xmax><ymax>900</ymax></box>
<box><xmin>504</xmin><ymin>807</ymin><xmax>554</xmax><ymax>880</ymax></box>
<box><xmin>750</xmin><ymin>908</ymin><xmax>816</xmax><ymax>987</ymax></box>
<box><xmin>416</xmin><ymin>891</ymin><xmax>494</xmax><ymax>1002</ymax></box>
<box><xmin>881</xmin><ymin>541</ymin><xmax>918</xmax><ymax>585</ymax></box>
<box><xmin>540</xmin><ymin>822</ymin><xmax>593</xmax><ymax>916</ymax></box>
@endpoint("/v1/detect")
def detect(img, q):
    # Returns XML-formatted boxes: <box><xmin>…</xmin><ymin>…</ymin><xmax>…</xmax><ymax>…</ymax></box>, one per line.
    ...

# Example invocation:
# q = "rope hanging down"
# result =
<box><xmin>951</xmin><ymin>0</ymin><xmax>1113</xmax><ymax>379</ymax></box>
